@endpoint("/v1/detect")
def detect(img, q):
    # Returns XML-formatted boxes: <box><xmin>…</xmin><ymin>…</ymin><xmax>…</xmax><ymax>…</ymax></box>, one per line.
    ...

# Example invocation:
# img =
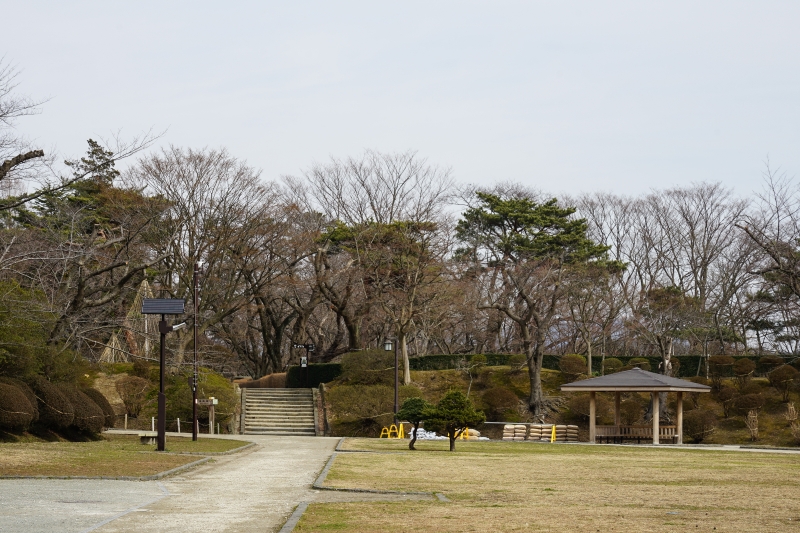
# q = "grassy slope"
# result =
<box><xmin>0</xmin><ymin>434</ymin><xmax>248</xmax><ymax>477</ymax></box>
<box><xmin>327</xmin><ymin>366</ymin><xmax>800</xmax><ymax>446</ymax></box>
<box><xmin>298</xmin><ymin>438</ymin><xmax>800</xmax><ymax>532</ymax></box>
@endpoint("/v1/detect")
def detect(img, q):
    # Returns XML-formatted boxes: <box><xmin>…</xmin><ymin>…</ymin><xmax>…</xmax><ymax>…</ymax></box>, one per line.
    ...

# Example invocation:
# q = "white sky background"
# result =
<box><xmin>4</xmin><ymin>1</ymin><xmax>800</xmax><ymax>196</ymax></box>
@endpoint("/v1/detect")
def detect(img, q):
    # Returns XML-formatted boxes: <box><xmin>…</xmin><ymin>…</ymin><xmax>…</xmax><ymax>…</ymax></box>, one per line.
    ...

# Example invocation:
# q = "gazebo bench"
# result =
<box><xmin>596</xmin><ymin>425</ymin><xmax>678</xmax><ymax>444</ymax></box>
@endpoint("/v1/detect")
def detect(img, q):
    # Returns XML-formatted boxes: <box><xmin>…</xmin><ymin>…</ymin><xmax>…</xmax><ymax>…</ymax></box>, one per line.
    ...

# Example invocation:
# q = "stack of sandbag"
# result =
<box><xmin>526</xmin><ymin>424</ymin><xmax>580</xmax><ymax>442</ymax></box>
<box><xmin>501</xmin><ymin>424</ymin><xmax>527</xmax><ymax>441</ymax></box>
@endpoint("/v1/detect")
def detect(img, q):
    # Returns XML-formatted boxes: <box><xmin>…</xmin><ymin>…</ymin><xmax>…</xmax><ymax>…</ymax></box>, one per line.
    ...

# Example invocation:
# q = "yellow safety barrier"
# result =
<box><xmin>550</xmin><ymin>425</ymin><xmax>556</xmax><ymax>443</ymax></box>
<box><xmin>380</xmin><ymin>423</ymin><xmax>407</xmax><ymax>439</ymax></box>
<box><xmin>460</xmin><ymin>427</ymin><xmax>469</xmax><ymax>440</ymax></box>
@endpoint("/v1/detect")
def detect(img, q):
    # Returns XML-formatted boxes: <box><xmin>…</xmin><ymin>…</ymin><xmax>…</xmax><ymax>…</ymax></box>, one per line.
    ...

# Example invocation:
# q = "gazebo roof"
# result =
<box><xmin>560</xmin><ymin>367</ymin><xmax>712</xmax><ymax>393</ymax></box>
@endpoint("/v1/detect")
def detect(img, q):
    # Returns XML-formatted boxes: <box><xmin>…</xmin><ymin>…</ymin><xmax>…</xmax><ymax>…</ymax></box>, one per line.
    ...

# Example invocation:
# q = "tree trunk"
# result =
<box><xmin>449</xmin><ymin>432</ymin><xmax>456</xmax><ymax>452</ymax></box>
<box><xmin>527</xmin><ymin>343</ymin><xmax>546</xmax><ymax>415</ymax></box>
<box><xmin>401</xmin><ymin>333</ymin><xmax>411</xmax><ymax>385</ymax></box>
<box><xmin>409</xmin><ymin>421</ymin><xmax>419</xmax><ymax>450</ymax></box>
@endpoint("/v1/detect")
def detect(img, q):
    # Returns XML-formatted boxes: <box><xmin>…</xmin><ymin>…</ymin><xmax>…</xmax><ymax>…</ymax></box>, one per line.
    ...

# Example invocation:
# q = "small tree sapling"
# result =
<box><xmin>397</xmin><ymin>397</ymin><xmax>432</xmax><ymax>450</ymax></box>
<box><xmin>424</xmin><ymin>390</ymin><xmax>485</xmax><ymax>452</ymax></box>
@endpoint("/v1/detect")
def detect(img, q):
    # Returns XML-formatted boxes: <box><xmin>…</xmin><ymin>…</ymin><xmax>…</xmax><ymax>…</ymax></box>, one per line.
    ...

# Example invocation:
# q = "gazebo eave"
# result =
<box><xmin>559</xmin><ymin>385</ymin><xmax>711</xmax><ymax>393</ymax></box>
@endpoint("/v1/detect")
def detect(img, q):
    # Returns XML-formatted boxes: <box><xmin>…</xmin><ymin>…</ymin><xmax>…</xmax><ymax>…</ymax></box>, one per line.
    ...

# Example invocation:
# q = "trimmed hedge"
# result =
<box><xmin>0</xmin><ymin>377</ymin><xmax>38</xmax><ymax>422</ymax></box>
<box><xmin>29</xmin><ymin>376</ymin><xmax>74</xmax><ymax>428</ymax></box>
<box><xmin>0</xmin><ymin>383</ymin><xmax>35</xmax><ymax>429</ymax></box>
<box><xmin>82</xmin><ymin>387</ymin><xmax>116</xmax><ymax>428</ymax></box>
<box><xmin>286</xmin><ymin>363</ymin><xmax>343</xmax><ymax>388</ymax></box>
<box><xmin>56</xmin><ymin>383</ymin><xmax>104</xmax><ymax>433</ymax></box>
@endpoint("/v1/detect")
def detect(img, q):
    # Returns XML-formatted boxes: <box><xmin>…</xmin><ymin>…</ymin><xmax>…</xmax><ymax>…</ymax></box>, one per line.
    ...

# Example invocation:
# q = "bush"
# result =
<box><xmin>619</xmin><ymin>399</ymin><xmax>642</xmax><ymax>425</ymax></box>
<box><xmin>559</xmin><ymin>354</ymin><xmax>587</xmax><ymax>382</ymax></box>
<box><xmin>482</xmin><ymin>387</ymin><xmax>520</xmax><ymax>421</ymax></box>
<box><xmin>29</xmin><ymin>376</ymin><xmax>74</xmax><ymax>429</ymax></box>
<box><xmin>507</xmin><ymin>354</ymin><xmax>526</xmax><ymax>373</ymax></box>
<box><xmin>734</xmin><ymin>393</ymin><xmax>765</xmax><ymax>415</ymax></box>
<box><xmin>0</xmin><ymin>383</ymin><xmax>35</xmax><ymax>429</ymax></box>
<box><xmin>566</xmin><ymin>393</ymin><xmax>611</xmax><ymax>422</ymax></box>
<box><xmin>286</xmin><ymin>363</ymin><xmax>342</xmax><ymax>388</ymax></box>
<box><xmin>768</xmin><ymin>365</ymin><xmax>799</xmax><ymax>402</ymax></box>
<box><xmin>115</xmin><ymin>375</ymin><xmax>151</xmax><ymax>417</ymax></box>
<box><xmin>162</xmin><ymin>369</ymin><xmax>236</xmax><ymax>432</ymax></box>
<box><xmin>758</xmin><ymin>355</ymin><xmax>784</xmax><ymax>375</ymax></box>
<box><xmin>423</xmin><ymin>390</ymin><xmax>485</xmax><ymax>451</ymax></box>
<box><xmin>82</xmin><ymin>388</ymin><xmax>116</xmax><ymax>428</ymax></box>
<box><xmin>132</xmin><ymin>358</ymin><xmax>151</xmax><ymax>379</ymax></box>
<box><xmin>629</xmin><ymin>358</ymin><xmax>651</xmax><ymax>371</ymax></box>
<box><xmin>683</xmin><ymin>409</ymin><xmax>716</xmax><ymax>443</ymax></box>
<box><xmin>717</xmin><ymin>386</ymin><xmax>737</xmax><ymax>418</ymax></box>
<box><xmin>733</xmin><ymin>358</ymin><xmax>756</xmax><ymax>389</ymax></box>
<box><xmin>603</xmin><ymin>358</ymin><xmax>623</xmax><ymax>374</ymax></box>
<box><xmin>340</xmin><ymin>350</ymin><xmax>395</xmax><ymax>386</ymax></box>
<box><xmin>0</xmin><ymin>377</ymin><xmax>38</xmax><ymax>422</ymax></box>
<box><xmin>327</xmin><ymin>384</ymin><xmax>394</xmax><ymax>437</ymax></box>
<box><xmin>708</xmin><ymin>355</ymin><xmax>735</xmax><ymax>389</ymax></box>
<box><xmin>56</xmin><ymin>383</ymin><xmax>104</xmax><ymax>433</ymax></box>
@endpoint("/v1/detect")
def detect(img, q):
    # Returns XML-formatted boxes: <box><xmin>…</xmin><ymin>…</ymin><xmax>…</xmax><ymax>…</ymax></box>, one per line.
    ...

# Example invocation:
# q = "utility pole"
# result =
<box><xmin>192</xmin><ymin>262</ymin><xmax>199</xmax><ymax>441</ymax></box>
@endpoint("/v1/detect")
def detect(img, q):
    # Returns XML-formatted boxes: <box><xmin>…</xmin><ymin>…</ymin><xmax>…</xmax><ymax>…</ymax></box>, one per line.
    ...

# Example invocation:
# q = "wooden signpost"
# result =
<box><xmin>197</xmin><ymin>397</ymin><xmax>218</xmax><ymax>434</ymax></box>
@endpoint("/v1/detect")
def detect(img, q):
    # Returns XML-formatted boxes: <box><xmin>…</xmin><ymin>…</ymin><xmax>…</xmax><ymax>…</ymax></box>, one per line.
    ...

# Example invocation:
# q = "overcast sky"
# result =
<box><xmin>4</xmin><ymin>1</ymin><xmax>800</xmax><ymax>196</ymax></box>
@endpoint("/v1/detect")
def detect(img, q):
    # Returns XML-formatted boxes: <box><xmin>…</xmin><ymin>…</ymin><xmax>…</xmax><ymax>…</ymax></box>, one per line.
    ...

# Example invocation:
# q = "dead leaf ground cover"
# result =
<box><xmin>297</xmin><ymin>438</ymin><xmax>800</xmax><ymax>532</ymax></box>
<box><xmin>0</xmin><ymin>434</ymin><xmax>248</xmax><ymax>477</ymax></box>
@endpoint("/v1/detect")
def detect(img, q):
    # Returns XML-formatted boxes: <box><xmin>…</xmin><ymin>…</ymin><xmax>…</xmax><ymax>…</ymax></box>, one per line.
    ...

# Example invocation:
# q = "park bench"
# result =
<box><xmin>596</xmin><ymin>425</ymin><xmax>678</xmax><ymax>444</ymax></box>
<box><xmin>139</xmin><ymin>432</ymin><xmax>157</xmax><ymax>445</ymax></box>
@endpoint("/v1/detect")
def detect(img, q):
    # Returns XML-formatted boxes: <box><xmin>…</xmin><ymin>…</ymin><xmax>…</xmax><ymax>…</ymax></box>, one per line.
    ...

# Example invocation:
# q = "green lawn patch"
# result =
<box><xmin>0</xmin><ymin>434</ymin><xmax>250</xmax><ymax>477</ymax></box>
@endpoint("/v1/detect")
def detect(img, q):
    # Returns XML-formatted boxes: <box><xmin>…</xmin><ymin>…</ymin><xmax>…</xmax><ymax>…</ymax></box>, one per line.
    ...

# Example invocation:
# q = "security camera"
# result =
<box><xmin>171</xmin><ymin>322</ymin><xmax>188</xmax><ymax>331</ymax></box>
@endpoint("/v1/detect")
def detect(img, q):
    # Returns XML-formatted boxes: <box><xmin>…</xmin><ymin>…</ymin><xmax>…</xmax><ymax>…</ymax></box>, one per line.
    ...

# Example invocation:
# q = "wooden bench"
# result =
<box><xmin>596</xmin><ymin>425</ymin><xmax>678</xmax><ymax>444</ymax></box>
<box><xmin>139</xmin><ymin>432</ymin><xmax>157</xmax><ymax>445</ymax></box>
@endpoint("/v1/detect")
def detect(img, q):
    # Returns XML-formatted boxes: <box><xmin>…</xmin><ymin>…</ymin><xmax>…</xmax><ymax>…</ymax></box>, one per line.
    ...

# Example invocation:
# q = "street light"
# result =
<box><xmin>384</xmin><ymin>338</ymin><xmax>398</xmax><ymax>425</ymax></box>
<box><xmin>142</xmin><ymin>298</ymin><xmax>186</xmax><ymax>452</ymax></box>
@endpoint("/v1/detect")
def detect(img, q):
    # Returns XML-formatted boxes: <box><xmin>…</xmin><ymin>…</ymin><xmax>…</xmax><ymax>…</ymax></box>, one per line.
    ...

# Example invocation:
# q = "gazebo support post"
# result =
<box><xmin>651</xmin><ymin>392</ymin><xmax>660</xmax><ymax>445</ymax></box>
<box><xmin>676</xmin><ymin>391</ymin><xmax>683</xmax><ymax>444</ymax></box>
<box><xmin>589</xmin><ymin>391</ymin><xmax>596</xmax><ymax>444</ymax></box>
<box><xmin>614</xmin><ymin>392</ymin><xmax>621</xmax><ymax>427</ymax></box>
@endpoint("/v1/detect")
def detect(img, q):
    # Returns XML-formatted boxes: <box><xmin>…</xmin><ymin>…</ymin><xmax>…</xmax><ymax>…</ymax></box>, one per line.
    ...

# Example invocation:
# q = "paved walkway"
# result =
<box><xmin>1</xmin><ymin>433</ymin><xmax>339</xmax><ymax>533</ymax></box>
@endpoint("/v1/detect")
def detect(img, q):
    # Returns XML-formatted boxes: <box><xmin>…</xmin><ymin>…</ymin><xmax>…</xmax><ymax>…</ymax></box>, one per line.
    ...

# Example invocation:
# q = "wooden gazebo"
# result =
<box><xmin>560</xmin><ymin>368</ymin><xmax>711</xmax><ymax>444</ymax></box>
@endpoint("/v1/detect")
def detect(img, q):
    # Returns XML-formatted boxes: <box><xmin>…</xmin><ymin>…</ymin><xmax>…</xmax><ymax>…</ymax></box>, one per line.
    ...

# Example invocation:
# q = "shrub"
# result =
<box><xmin>115</xmin><ymin>375</ymin><xmax>151</xmax><ymax>417</ymax></box>
<box><xmin>687</xmin><ymin>376</ymin><xmax>710</xmax><ymax>408</ymax></box>
<box><xmin>708</xmin><ymin>355</ymin><xmax>735</xmax><ymax>389</ymax></box>
<box><xmin>507</xmin><ymin>354</ymin><xmax>526</xmax><ymax>373</ymax></box>
<box><xmin>758</xmin><ymin>355</ymin><xmax>784</xmax><ymax>375</ymax></box>
<box><xmin>733</xmin><ymin>358</ymin><xmax>756</xmax><ymax>390</ymax></box>
<box><xmin>56</xmin><ymin>383</ymin><xmax>104</xmax><ymax>433</ymax></box>
<box><xmin>82</xmin><ymin>388</ymin><xmax>116</xmax><ymax>428</ymax></box>
<box><xmin>619</xmin><ymin>399</ymin><xmax>642</xmax><ymax>425</ymax></box>
<box><xmin>602</xmin><ymin>358</ymin><xmax>623</xmax><ymax>374</ymax></box>
<box><xmin>397</xmin><ymin>397</ymin><xmax>433</xmax><ymax>450</ymax></box>
<box><xmin>683</xmin><ymin>409</ymin><xmax>716</xmax><ymax>443</ymax></box>
<box><xmin>162</xmin><ymin>369</ymin><xmax>236</xmax><ymax>432</ymax></box>
<box><xmin>0</xmin><ymin>377</ymin><xmax>38</xmax><ymax>422</ymax></box>
<box><xmin>717</xmin><ymin>386</ymin><xmax>737</xmax><ymax>418</ymax></box>
<box><xmin>327</xmin><ymin>384</ymin><xmax>394</xmax><ymax>437</ymax></box>
<box><xmin>0</xmin><ymin>383</ymin><xmax>35</xmax><ymax>429</ymax></box>
<box><xmin>566</xmin><ymin>393</ymin><xmax>611</xmax><ymax>422</ymax></box>
<box><xmin>132</xmin><ymin>358</ymin><xmax>151</xmax><ymax>379</ymax></box>
<box><xmin>423</xmin><ymin>390</ymin><xmax>485</xmax><ymax>451</ymax></box>
<box><xmin>340</xmin><ymin>350</ymin><xmax>395</xmax><ymax>386</ymax></box>
<box><xmin>559</xmin><ymin>354</ymin><xmax>587</xmax><ymax>382</ymax></box>
<box><xmin>29</xmin><ymin>376</ymin><xmax>74</xmax><ymax>428</ymax></box>
<box><xmin>629</xmin><ymin>358</ymin><xmax>651</xmax><ymax>371</ymax></box>
<box><xmin>768</xmin><ymin>365</ymin><xmax>799</xmax><ymax>402</ymax></box>
<box><xmin>734</xmin><ymin>393</ymin><xmax>765</xmax><ymax>415</ymax></box>
<box><xmin>481</xmin><ymin>387</ymin><xmax>520</xmax><ymax>421</ymax></box>
<box><xmin>399</xmin><ymin>384</ymin><xmax>423</xmax><ymax>400</ymax></box>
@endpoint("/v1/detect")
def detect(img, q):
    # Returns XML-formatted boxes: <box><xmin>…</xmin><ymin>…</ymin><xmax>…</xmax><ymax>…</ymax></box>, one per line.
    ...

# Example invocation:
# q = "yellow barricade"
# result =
<box><xmin>550</xmin><ymin>424</ymin><xmax>556</xmax><ymax>443</ymax></box>
<box><xmin>379</xmin><ymin>427</ymin><xmax>390</xmax><ymax>438</ymax></box>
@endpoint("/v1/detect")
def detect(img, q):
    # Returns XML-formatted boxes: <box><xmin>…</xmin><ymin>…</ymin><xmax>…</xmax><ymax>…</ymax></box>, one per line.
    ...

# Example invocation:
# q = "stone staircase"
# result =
<box><xmin>242</xmin><ymin>388</ymin><xmax>317</xmax><ymax>436</ymax></box>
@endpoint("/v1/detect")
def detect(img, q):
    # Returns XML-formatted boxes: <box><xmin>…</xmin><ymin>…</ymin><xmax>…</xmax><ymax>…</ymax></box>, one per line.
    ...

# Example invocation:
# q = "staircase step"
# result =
<box><xmin>242</xmin><ymin>388</ymin><xmax>317</xmax><ymax>436</ymax></box>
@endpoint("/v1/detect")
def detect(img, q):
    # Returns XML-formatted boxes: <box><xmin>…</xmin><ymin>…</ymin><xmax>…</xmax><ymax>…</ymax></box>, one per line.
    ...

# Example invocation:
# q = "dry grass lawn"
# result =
<box><xmin>0</xmin><ymin>434</ymin><xmax>248</xmax><ymax>477</ymax></box>
<box><xmin>297</xmin><ymin>438</ymin><xmax>800</xmax><ymax>532</ymax></box>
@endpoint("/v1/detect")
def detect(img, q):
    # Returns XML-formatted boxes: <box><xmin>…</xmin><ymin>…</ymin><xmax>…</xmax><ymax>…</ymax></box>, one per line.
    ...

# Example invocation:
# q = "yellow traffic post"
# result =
<box><xmin>550</xmin><ymin>425</ymin><xmax>556</xmax><ymax>442</ymax></box>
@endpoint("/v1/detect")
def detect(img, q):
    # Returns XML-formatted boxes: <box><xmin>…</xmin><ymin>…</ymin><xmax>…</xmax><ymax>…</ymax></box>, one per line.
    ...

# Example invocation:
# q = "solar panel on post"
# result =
<box><xmin>142</xmin><ymin>298</ymin><xmax>185</xmax><ymax>315</ymax></box>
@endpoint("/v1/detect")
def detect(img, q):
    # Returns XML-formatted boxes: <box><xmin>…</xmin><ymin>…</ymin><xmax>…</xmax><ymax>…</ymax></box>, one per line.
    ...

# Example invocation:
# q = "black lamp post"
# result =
<box><xmin>384</xmin><ymin>338</ymin><xmax>398</xmax><ymax>425</ymax></box>
<box><xmin>192</xmin><ymin>263</ymin><xmax>200</xmax><ymax>441</ymax></box>
<box><xmin>142</xmin><ymin>298</ymin><xmax>186</xmax><ymax>452</ymax></box>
